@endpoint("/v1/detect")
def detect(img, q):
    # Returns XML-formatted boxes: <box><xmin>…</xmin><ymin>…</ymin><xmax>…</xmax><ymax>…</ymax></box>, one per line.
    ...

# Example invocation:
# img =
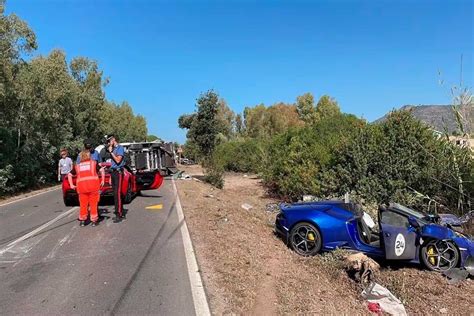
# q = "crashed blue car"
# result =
<box><xmin>275</xmin><ymin>201</ymin><xmax>474</xmax><ymax>272</ymax></box>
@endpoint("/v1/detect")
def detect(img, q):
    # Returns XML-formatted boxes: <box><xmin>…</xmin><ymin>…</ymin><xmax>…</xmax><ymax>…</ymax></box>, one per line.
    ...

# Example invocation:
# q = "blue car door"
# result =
<box><xmin>380</xmin><ymin>210</ymin><xmax>417</xmax><ymax>260</ymax></box>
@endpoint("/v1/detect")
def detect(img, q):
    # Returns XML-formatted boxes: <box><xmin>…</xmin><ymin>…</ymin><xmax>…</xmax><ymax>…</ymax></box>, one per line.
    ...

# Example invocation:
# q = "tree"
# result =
<box><xmin>178</xmin><ymin>114</ymin><xmax>196</xmax><ymax>129</ymax></box>
<box><xmin>244</xmin><ymin>102</ymin><xmax>303</xmax><ymax>139</ymax></box>
<box><xmin>296</xmin><ymin>92</ymin><xmax>318</xmax><ymax>125</ymax></box>
<box><xmin>102</xmin><ymin>101</ymin><xmax>147</xmax><ymax>142</ymax></box>
<box><xmin>179</xmin><ymin>90</ymin><xmax>220</xmax><ymax>158</ymax></box>
<box><xmin>147</xmin><ymin>135</ymin><xmax>160</xmax><ymax>142</ymax></box>
<box><xmin>69</xmin><ymin>56</ymin><xmax>107</xmax><ymax>142</ymax></box>
<box><xmin>235</xmin><ymin>113</ymin><xmax>243</xmax><ymax>135</ymax></box>
<box><xmin>316</xmin><ymin>95</ymin><xmax>341</xmax><ymax>119</ymax></box>
<box><xmin>0</xmin><ymin>1</ymin><xmax>37</xmax><ymax>149</ymax></box>
<box><xmin>180</xmin><ymin>98</ymin><xmax>235</xmax><ymax>142</ymax></box>
<box><xmin>216</xmin><ymin>98</ymin><xmax>235</xmax><ymax>139</ymax></box>
<box><xmin>0</xmin><ymin>1</ymin><xmax>149</xmax><ymax>195</ymax></box>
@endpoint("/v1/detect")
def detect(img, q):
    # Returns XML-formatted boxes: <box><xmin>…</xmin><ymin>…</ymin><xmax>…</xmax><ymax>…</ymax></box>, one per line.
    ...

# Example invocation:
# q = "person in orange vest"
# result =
<box><xmin>68</xmin><ymin>147</ymin><xmax>105</xmax><ymax>227</ymax></box>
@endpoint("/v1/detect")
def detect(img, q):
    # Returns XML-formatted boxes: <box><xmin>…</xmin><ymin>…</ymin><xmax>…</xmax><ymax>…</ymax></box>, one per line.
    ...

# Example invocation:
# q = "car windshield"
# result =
<box><xmin>390</xmin><ymin>202</ymin><xmax>427</xmax><ymax>220</ymax></box>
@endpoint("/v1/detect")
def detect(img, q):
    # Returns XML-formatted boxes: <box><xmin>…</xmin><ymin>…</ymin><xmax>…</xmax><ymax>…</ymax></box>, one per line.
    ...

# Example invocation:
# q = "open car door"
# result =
<box><xmin>135</xmin><ymin>170</ymin><xmax>164</xmax><ymax>191</ymax></box>
<box><xmin>379</xmin><ymin>207</ymin><xmax>417</xmax><ymax>260</ymax></box>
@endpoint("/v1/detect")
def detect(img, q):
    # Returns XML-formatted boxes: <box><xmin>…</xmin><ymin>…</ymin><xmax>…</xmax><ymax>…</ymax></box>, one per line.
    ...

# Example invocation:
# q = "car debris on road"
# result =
<box><xmin>362</xmin><ymin>282</ymin><xmax>407</xmax><ymax>316</ymax></box>
<box><xmin>241</xmin><ymin>203</ymin><xmax>253</xmax><ymax>211</ymax></box>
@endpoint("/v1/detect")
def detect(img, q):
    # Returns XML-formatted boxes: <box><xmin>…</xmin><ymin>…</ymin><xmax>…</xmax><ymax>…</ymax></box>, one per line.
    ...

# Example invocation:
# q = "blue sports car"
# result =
<box><xmin>275</xmin><ymin>201</ymin><xmax>474</xmax><ymax>272</ymax></box>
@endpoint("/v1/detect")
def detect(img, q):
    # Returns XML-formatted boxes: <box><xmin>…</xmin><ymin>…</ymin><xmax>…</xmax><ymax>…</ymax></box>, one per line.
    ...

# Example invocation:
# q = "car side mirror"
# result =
<box><xmin>408</xmin><ymin>216</ymin><xmax>419</xmax><ymax>228</ymax></box>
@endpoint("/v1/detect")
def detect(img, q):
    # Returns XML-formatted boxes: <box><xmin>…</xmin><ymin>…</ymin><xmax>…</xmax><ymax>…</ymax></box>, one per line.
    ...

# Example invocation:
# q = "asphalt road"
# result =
<box><xmin>0</xmin><ymin>179</ymin><xmax>199</xmax><ymax>315</ymax></box>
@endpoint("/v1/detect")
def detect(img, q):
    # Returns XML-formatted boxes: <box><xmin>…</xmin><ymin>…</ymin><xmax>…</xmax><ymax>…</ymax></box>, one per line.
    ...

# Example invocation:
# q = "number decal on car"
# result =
<box><xmin>395</xmin><ymin>233</ymin><xmax>405</xmax><ymax>256</ymax></box>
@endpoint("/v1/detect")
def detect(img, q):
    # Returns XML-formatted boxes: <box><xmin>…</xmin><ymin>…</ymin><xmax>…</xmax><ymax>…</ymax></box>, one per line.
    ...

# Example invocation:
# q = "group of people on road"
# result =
<box><xmin>58</xmin><ymin>135</ymin><xmax>126</xmax><ymax>227</ymax></box>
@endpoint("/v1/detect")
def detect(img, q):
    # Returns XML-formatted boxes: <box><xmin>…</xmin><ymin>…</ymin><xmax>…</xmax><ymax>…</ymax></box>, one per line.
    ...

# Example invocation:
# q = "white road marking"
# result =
<box><xmin>172</xmin><ymin>179</ymin><xmax>211</xmax><ymax>316</ymax></box>
<box><xmin>10</xmin><ymin>233</ymin><xmax>50</xmax><ymax>267</ymax></box>
<box><xmin>0</xmin><ymin>186</ymin><xmax>61</xmax><ymax>207</ymax></box>
<box><xmin>0</xmin><ymin>207</ymin><xmax>78</xmax><ymax>256</ymax></box>
<box><xmin>46</xmin><ymin>231</ymin><xmax>73</xmax><ymax>260</ymax></box>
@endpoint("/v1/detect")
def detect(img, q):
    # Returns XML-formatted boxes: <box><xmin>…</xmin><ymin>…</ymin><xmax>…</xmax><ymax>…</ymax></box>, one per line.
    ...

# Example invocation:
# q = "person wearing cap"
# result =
<box><xmin>76</xmin><ymin>139</ymin><xmax>100</xmax><ymax>164</ymax></box>
<box><xmin>106</xmin><ymin>134</ymin><xmax>126</xmax><ymax>223</ymax></box>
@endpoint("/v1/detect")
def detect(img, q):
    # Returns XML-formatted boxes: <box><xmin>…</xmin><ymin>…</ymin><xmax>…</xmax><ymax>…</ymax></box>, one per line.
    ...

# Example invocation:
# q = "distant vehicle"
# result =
<box><xmin>179</xmin><ymin>158</ymin><xmax>195</xmax><ymax>165</ymax></box>
<box><xmin>275</xmin><ymin>201</ymin><xmax>474</xmax><ymax>272</ymax></box>
<box><xmin>62</xmin><ymin>141</ymin><xmax>173</xmax><ymax>206</ymax></box>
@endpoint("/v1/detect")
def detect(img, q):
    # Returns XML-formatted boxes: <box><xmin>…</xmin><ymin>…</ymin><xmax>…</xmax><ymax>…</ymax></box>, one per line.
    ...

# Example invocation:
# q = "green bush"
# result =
<box><xmin>326</xmin><ymin>110</ymin><xmax>473</xmax><ymax>214</ymax></box>
<box><xmin>213</xmin><ymin>138</ymin><xmax>267</xmax><ymax>173</ymax></box>
<box><xmin>203</xmin><ymin>158</ymin><xmax>225</xmax><ymax>189</ymax></box>
<box><xmin>262</xmin><ymin>114</ymin><xmax>364</xmax><ymax>200</ymax></box>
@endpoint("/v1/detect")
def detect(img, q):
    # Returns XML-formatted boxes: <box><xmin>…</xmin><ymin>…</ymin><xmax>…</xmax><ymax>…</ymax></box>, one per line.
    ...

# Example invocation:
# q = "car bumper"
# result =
<box><xmin>64</xmin><ymin>188</ymin><xmax>114</xmax><ymax>198</ymax></box>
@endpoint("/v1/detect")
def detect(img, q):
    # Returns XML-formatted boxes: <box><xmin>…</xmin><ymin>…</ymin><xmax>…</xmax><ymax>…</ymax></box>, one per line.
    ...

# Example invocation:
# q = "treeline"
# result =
<box><xmin>0</xmin><ymin>3</ymin><xmax>149</xmax><ymax>195</ymax></box>
<box><xmin>179</xmin><ymin>90</ymin><xmax>473</xmax><ymax>216</ymax></box>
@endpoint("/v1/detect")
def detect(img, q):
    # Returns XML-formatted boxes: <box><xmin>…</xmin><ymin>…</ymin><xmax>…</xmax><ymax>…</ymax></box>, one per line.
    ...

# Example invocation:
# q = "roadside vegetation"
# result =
<box><xmin>179</xmin><ymin>88</ymin><xmax>473</xmax><ymax>215</ymax></box>
<box><xmin>0</xmin><ymin>2</ymin><xmax>154</xmax><ymax>196</ymax></box>
<box><xmin>177</xmin><ymin>165</ymin><xmax>473</xmax><ymax>314</ymax></box>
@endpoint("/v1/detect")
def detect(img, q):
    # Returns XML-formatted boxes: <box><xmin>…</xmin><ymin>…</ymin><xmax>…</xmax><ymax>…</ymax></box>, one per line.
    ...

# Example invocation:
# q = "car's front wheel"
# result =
<box><xmin>289</xmin><ymin>222</ymin><xmax>322</xmax><ymax>256</ymax></box>
<box><xmin>421</xmin><ymin>239</ymin><xmax>459</xmax><ymax>272</ymax></box>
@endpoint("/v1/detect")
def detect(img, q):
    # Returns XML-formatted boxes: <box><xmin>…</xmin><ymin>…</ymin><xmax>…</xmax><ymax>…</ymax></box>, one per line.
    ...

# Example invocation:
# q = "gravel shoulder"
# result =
<box><xmin>176</xmin><ymin>165</ymin><xmax>473</xmax><ymax>315</ymax></box>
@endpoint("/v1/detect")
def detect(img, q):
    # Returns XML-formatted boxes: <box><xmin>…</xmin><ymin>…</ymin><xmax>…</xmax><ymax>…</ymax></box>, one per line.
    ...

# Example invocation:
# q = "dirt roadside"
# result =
<box><xmin>176</xmin><ymin>165</ymin><xmax>473</xmax><ymax>315</ymax></box>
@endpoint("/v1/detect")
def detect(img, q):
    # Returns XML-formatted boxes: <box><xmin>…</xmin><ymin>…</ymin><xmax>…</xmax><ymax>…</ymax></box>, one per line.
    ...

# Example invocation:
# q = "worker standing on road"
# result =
<box><xmin>58</xmin><ymin>149</ymin><xmax>73</xmax><ymax>182</ymax></box>
<box><xmin>68</xmin><ymin>149</ymin><xmax>105</xmax><ymax>227</ymax></box>
<box><xmin>106</xmin><ymin>134</ymin><xmax>126</xmax><ymax>223</ymax></box>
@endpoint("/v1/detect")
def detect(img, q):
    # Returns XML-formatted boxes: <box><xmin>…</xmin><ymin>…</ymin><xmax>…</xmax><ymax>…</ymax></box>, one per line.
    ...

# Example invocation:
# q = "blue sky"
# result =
<box><xmin>6</xmin><ymin>0</ymin><xmax>473</xmax><ymax>143</ymax></box>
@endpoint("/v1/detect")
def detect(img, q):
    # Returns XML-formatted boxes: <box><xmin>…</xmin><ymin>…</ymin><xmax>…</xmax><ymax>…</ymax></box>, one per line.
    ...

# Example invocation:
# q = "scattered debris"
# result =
<box><xmin>172</xmin><ymin>170</ymin><xmax>184</xmax><ymax>179</ymax></box>
<box><xmin>241</xmin><ymin>203</ymin><xmax>253</xmax><ymax>211</ymax></box>
<box><xmin>180</xmin><ymin>173</ymin><xmax>192</xmax><ymax>180</ymax></box>
<box><xmin>362</xmin><ymin>282</ymin><xmax>407</xmax><ymax>316</ymax></box>
<box><xmin>442</xmin><ymin>268</ymin><xmax>470</xmax><ymax>284</ymax></box>
<box><xmin>243</xmin><ymin>174</ymin><xmax>248</xmax><ymax>178</ymax></box>
<box><xmin>367</xmin><ymin>302</ymin><xmax>382</xmax><ymax>314</ymax></box>
<box><xmin>193</xmin><ymin>177</ymin><xmax>203</xmax><ymax>183</ymax></box>
<box><xmin>344</xmin><ymin>252</ymin><xmax>380</xmax><ymax>284</ymax></box>
<box><xmin>265</xmin><ymin>203</ymin><xmax>280</xmax><ymax>213</ymax></box>
<box><xmin>205</xmin><ymin>194</ymin><xmax>215</xmax><ymax>198</ymax></box>
<box><xmin>464</xmin><ymin>256</ymin><xmax>474</xmax><ymax>275</ymax></box>
<box><xmin>439</xmin><ymin>307</ymin><xmax>448</xmax><ymax>314</ymax></box>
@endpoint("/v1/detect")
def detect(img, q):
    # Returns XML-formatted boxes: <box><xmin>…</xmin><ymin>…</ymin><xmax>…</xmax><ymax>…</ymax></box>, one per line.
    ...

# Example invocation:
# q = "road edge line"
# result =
<box><xmin>0</xmin><ymin>186</ymin><xmax>61</xmax><ymax>207</ymax></box>
<box><xmin>172</xmin><ymin>179</ymin><xmax>211</xmax><ymax>316</ymax></box>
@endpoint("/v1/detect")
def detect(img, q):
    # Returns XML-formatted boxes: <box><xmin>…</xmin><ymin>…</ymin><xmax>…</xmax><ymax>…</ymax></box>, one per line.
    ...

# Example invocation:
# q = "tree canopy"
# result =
<box><xmin>0</xmin><ymin>3</ymin><xmax>149</xmax><ymax>195</ymax></box>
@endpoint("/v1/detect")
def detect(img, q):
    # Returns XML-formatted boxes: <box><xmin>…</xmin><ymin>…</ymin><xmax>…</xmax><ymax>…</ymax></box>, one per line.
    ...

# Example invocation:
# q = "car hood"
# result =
<box><xmin>421</xmin><ymin>223</ymin><xmax>457</xmax><ymax>240</ymax></box>
<box><xmin>438</xmin><ymin>214</ymin><xmax>464</xmax><ymax>226</ymax></box>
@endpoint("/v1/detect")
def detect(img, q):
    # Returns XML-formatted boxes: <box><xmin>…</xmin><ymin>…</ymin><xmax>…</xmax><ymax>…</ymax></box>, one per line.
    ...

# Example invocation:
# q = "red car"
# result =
<box><xmin>62</xmin><ymin>162</ymin><xmax>164</xmax><ymax>206</ymax></box>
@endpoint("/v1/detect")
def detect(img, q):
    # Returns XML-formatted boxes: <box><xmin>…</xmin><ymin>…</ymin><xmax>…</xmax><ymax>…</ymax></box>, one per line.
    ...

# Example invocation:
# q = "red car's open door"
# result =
<box><xmin>135</xmin><ymin>170</ymin><xmax>164</xmax><ymax>191</ymax></box>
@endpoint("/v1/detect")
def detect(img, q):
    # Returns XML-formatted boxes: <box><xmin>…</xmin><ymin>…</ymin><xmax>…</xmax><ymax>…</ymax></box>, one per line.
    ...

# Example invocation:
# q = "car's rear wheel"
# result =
<box><xmin>421</xmin><ymin>239</ymin><xmax>459</xmax><ymax>272</ymax></box>
<box><xmin>63</xmin><ymin>196</ymin><xmax>77</xmax><ymax>207</ymax></box>
<box><xmin>289</xmin><ymin>222</ymin><xmax>322</xmax><ymax>256</ymax></box>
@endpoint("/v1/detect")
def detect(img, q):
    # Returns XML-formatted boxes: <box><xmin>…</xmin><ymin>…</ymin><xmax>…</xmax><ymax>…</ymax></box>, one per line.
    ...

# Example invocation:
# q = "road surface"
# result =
<box><xmin>0</xmin><ymin>179</ymin><xmax>206</xmax><ymax>315</ymax></box>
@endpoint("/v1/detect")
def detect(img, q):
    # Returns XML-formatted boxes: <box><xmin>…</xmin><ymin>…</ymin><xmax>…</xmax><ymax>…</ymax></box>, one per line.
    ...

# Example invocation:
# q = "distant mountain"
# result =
<box><xmin>374</xmin><ymin>105</ymin><xmax>473</xmax><ymax>135</ymax></box>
